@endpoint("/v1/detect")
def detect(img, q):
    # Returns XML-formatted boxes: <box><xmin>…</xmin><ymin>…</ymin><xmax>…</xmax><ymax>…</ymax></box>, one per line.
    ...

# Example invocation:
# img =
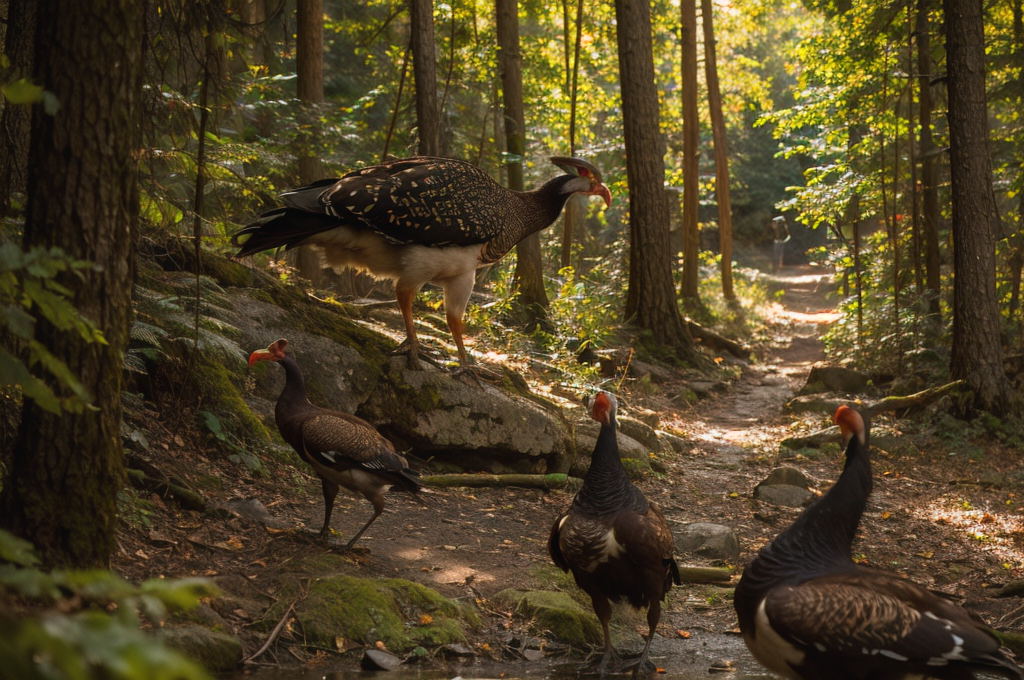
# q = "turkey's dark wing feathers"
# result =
<box><xmin>765</xmin><ymin>573</ymin><xmax>1020</xmax><ymax>677</ymax></box>
<box><xmin>548</xmin><ymin>512</ymin><xmax>570</xmax><ymax>573</ymax></box>
<box><xmin>320</xmin><ymin>157</ymin><xmax>510</xmax><ymax>247</ymax></box>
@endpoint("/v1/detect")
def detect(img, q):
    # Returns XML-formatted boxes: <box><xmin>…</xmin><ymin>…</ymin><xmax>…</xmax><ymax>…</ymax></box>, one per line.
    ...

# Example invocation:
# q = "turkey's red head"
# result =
<box><xmin>833</xmin><ymin>405</ymin><xmax>865</xmax><ymax>446</ymax></box>
<box><xmin>587</xmin><ymin>390</ymin><xmax>618</xmax><ymax>425</ymax></box>
<box><xmin>248</xmin><ymin>338</ymin><xmax>288</xmax><ymax>367</ymax></box>
<box><xmin>550</xmin><ymin>156</ymin><xmax>613</xmax><ymax>208</ymax></box>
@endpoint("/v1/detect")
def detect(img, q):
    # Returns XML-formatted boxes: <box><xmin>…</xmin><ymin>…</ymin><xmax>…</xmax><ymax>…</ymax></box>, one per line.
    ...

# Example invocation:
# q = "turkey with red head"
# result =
<box><xmin>734</xmin><ymin>405</ymin><xmax>1022</xmax><ymax>680</ymax></box>
<box><xmin>233</xmin><ymin>156</ymin><xmax>611</xmax><ymax>369</ymax></box>
<box><xmin>249</xmin><ymin>338</ymin><xmax>422</xmax><ymax>549</ymax></box>
<box><xmin>548</xmin><ymin>391</ymin><xmax>680</xmax><ymax>677</ymax></box>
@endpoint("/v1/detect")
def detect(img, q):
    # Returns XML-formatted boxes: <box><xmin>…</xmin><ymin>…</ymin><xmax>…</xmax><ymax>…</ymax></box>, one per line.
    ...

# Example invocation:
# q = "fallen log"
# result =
<box><xmin>676</xmin><ymin>565</ymin><xmax>733</xmax><ymax>583</ymax></box>
<box><xmin>862</xmin><ymin>380</ymin><xmax>966</xmax><ymax>418</ymax></box>
<box><xmin>126</xmin><ymin>454</ymin><xmax>207</xmax><ymax>511</ymax></box>
<box><xmin>685</xmin><ymin>320</ymin><xmax>750</xmax><ymax>359</ymax></box>
<box><xmin>420</xmin><ymin>473</ymin><xmax>578</xmax><ymax>489</ymax></box>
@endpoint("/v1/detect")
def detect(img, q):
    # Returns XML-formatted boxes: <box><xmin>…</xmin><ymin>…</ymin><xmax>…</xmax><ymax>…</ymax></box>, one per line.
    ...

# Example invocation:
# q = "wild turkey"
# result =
<box><xmin>232</xmin><ymin>156</ymin><xmax>611</xmax><ymax>369</ymax></box>
<box><xmin>548</xmin><ymin>391</ymin><xmax>680</xmax><ymax>676</ymax></box>
<box><xmin>734</xmin><ymin>406</ymin><xmax>1022</xmax><ymax>680</ymax></box>
<box><xmin>248</xmin><ymin>338</ymin><xmax>422</xmax><ymax>548</ymax></box>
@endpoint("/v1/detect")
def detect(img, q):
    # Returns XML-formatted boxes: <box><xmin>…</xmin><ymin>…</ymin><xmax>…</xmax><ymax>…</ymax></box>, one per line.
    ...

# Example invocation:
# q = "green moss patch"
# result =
<box><xmin>190</xmin><ymin>354</ymin><xmax>270</xmax><ymax>445</ymax></box>
<box><xmin>273</xmin><ymin>569</ymin><xmax>478</xmax><ymax>652</ymax></box>
<box><xmin>495</xmin><ymin>589</ymin><xmax>601</xmax><ymax>647</ymax></box>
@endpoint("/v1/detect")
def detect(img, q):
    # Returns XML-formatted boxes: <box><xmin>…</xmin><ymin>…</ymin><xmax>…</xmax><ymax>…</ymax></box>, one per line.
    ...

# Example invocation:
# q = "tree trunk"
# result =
<box><xmin>617</xmin><ymin>0</ymin><xmax>699</xmax><ymax>363</ymax></box>
<box><xmin>1007</xmin><ymin>0</ymin><xmax>1024</xmax><ymax>320</ymax></box>
<box><xmin>0</xmin><ymin>0</ymin><xmax>36</xmax><ymax>216</ymax></box>
<box><xmin>945</xmin><ymin>0</ymin><xmax>1018</xmax><ymax>415</ymax></box>
<box><xmin>700</xmin><ymin>0</ymin><xmax>733</xmax><ymax>300</ymax></box>
<box><xmin>679</xmin><ymin>0</ymin><xmax>700</xmax><ymax>302</ymax></box>
<box><xmin>918</xmin><ymin>0</ymin><xmax>942</xmax><ymax>321</ymax></box>
<box><xmin>410</xmin><ymin>0</ymin><xmax>442</xmax><ymax>156</ymax></box>
<box><xmin>289</xmin><ymin>0</ymin><xmax>331</xmax><ymax>288</ymax></box>
<box><xmin>497</xmin><ymin>0</ymin><xmax>548</xmax><ymax>323</ymax></box>
<box><xmin>0</xmin><ymin>0</ymin><xmax>143</xmax><ymax>569</ymax></box>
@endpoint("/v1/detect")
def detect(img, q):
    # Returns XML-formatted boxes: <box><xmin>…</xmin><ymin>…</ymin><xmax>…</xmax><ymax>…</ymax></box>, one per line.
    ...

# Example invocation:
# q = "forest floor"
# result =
<box><xmin>112</xmin><ymin>264</ymin><xmax>1024</xmax><ymax>679</ymax></box>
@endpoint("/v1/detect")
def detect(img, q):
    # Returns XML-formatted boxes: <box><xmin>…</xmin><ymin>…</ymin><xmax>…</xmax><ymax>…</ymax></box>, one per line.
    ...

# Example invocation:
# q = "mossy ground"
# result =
<box><xmin>270</xmin><ymin>554</ymin><xmax>478</xmax><ymax>652</ymax></box>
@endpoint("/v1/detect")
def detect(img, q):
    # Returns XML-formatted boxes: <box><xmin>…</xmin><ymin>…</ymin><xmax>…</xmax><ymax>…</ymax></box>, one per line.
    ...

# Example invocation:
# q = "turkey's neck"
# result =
<box><xmin>481</xmin><ymin>175</ymin><xmax>579</xmax><ymax>263</ymax></box>
<box><xmin>734</xmin><ymin>435</ymin><xmax>871</xmax><ymax>634</ymax></box>
<box><xmin>573</xmin><ymin>419</ymin><xmax>648</xmax><ymax>516</ymax></box>
<box><xmin>275</xmin><ymin>356</ymin><xmax>316</xmax><ymax>445</ymax></box>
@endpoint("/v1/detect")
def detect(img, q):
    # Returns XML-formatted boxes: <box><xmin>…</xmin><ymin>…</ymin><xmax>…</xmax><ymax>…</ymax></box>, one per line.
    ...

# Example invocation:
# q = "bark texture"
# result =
<box><xmin>291</xmin><ymin>0</ymin><xmax>331</xmax><ymax>287</ymax></box>
<box><xmin>410</xmin><ymin>0</ymin><xmax>442</xmax><ymax>156</ymax></box>
<box><xmin>616</xmin><ymin>0</ymin><xmax>698</xmax><ymax>362</ymax></box>
<box><xmin>679</xmin><ymin>0</ymin><xmax>700</xmax><ymax>301</ymax></box>
<box><xmin>917</xmin><ymin>0</ymin><xmax>941</xmax><ymax>320</ymax></box>
<box><xmin>945</xmin><ymin>0</ymin><xmax>1018</xmax><ymax>415</ymax></box>
<box><xmin>0</xmin><ymin>0</ymin><xmax>144</xmax><ymax>568</ymax></box>
<box><xmin>0</xmin><ymin>0</ymin><xmax>36</xmax><ymax>215</ymax></box>
<box><xmin>497</xmin><ymin>0</ymin><xmax>548</xmax><ymax>322</ymax></box>
<box><xmin>701</xmin><ymin>0</ymin><xmax>733</xmax><ymax>300</ymax></box>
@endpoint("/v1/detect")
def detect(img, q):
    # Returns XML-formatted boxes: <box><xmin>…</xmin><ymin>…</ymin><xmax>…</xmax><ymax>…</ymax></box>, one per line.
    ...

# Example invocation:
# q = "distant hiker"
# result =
<box><xmin>772</xmin><ymin>215</ymin><xmax>791</xmax><ymax>273</ymax></box>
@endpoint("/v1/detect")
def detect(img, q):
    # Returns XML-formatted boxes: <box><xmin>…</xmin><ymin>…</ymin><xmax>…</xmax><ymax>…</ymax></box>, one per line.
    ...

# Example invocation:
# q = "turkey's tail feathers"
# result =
<box><xmin>232</xmin><ymin>207</ymin><xmax>342</xmax><ymax>258</ymax></box>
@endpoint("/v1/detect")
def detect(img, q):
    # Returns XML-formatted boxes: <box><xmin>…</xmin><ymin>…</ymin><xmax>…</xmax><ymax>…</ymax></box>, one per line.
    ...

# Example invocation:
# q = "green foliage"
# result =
<box><xmin>0</xmin><ymin>242</ymin><xmax>106</xmax><ymax>414</ymax></box>
<box><xmin>0</xmin><ymin>529</ymin><xmax>217</xmax><ymax>680</ymax></box>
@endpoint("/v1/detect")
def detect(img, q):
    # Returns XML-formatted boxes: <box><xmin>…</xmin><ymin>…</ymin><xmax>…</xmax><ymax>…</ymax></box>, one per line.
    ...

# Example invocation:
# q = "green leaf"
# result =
<box><xmin>200</xmin><ymin>410</ymin><xmax>223</xmax><ymax>436</ymax></box>
<box><xmin>1</xmin><ymin>78</ymin><xmax>44</xmax><ymax>105</ymax></box>
<box><xmin>0</xmin><ymin>529</ymin><xmax>39</xmax><ymax>567</ymax></box>
<box><xmin>3</xmin><ymin>303</ymin><xmax>35</xmax><ymax>339</ymax></box>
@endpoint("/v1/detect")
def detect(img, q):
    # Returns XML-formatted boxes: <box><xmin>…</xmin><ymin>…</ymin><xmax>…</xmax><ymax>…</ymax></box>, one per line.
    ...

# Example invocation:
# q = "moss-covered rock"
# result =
<box><xmin>270</xmin><ymin>559</ymin><xmax>478</xmax><ymax>652</ymax></box>
<box><xmin>161</xmin><ymin>624</ymin><xmax>242</xmax><ymax>672</ymax></box>
<box><xmin>495</xmin><ymin>589</ymin><xmax>602</xmax><ymax>647</ymax></box>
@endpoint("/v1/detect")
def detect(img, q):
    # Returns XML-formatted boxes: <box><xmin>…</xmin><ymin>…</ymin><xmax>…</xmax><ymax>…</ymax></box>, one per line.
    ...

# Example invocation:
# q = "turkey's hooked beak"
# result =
<box><xmin>591</xmin><ymin>184</ymin><xmax>612</xmax><ymax>208</ymax></box>
<box><xmin>248</xmin><ymin>348</ymin><xmax>276</xmax><ymax>367</ymax></box>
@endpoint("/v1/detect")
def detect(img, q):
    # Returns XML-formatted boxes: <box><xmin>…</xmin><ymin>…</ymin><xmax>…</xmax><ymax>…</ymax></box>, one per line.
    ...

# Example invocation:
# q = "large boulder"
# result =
<box><xmin>495</xmin><ymin>590</ymin><xmax>602</xmax><ymax>647</ymax></box>
<box><xmin>161</xmin><ymin>625</ymin><xmax>242</xmax><ymax>672</ymax></box>
<box><xmin>226</xmin><ymin>289</ymin><xmax>574</xmax><ymax>474</ymax></box>
<box><xmin>800</xmin><ymin>364</ymin><xmax>870</xmax><ymax>395</ymax></box>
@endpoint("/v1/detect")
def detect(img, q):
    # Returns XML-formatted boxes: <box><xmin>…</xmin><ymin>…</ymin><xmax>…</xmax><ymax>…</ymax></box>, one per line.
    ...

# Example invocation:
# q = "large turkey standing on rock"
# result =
<box><xmin>248</xmin><ymin>338</ymin><xmax>422</xmax><ymax>549</ymax></box>
<box><xmin>232</xmin><ymin>156</ymin><xmax>611</xmax><ymax>369</ymax></box>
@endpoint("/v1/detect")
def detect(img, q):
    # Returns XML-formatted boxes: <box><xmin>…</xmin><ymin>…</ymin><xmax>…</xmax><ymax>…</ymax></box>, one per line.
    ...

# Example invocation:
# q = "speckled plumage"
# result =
<box><xmin>734</xmin><ymin>407</ymin><xmax>1022</xmax><ymax>680</ymax></box>
<box><xmin>232</xmin><ymin>156</ymin><xmax>610</xmax><ymax>368</ymax></box>
<box><xmin>249</xmin><ymin>339</ymin><xmax>421</xmax><ymax>549</ymax></box>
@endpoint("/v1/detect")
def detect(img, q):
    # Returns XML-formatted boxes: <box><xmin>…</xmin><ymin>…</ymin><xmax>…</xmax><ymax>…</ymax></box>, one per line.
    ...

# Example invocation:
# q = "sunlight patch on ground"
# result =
<box><xmin>910</xmin><ymin>498</ymin><xmax>1024</xmax><ymax>574</ymax></box>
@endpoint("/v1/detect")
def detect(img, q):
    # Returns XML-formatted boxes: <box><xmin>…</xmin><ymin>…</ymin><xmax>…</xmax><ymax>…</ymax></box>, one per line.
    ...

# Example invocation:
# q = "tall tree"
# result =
<box><xmin>616</xmin><ymin>0</ymin><xmax>700</xmax><ymax>362</ymax></box>
<box><xmin>0</xmin><ymin>0</ymin><xmax>36</xmax><ymax>216</ymax></box>
<box><xmin>679</xmin><ymin>0</ymin><xmax>700</xmax><ymax>302</ymax></box>
<box><xmin>916</xmin><ymin>0</ymin><xmax>941</xmax><ymax>320</ymax></box>
<box><xmin>700</xmin><ymin>0</ymin><xmax>734</xmax><ymax>300</ymax></box>
<box><xmin>945</xmin><ymin>0</ymin><xmax>1018</xmax><ymax>415</ymax></box>
<box><xmin>410</xmin><ymin>0</ymin><xmax>442</xmax><ymax>156</ymax></box>
<box><xmin>496</xmin><ymin>0</ymin><xmax>549</xmax><ymax>323</ymax></box>
<box><xmin>290</xmin><ymin>0</ymin><xmax>331</xmax><ymax>287</ymax></box>
<box><xmin>0</xmin><ymin>0</ymin><xmax>144</xmax><ymax>568</ymax></box>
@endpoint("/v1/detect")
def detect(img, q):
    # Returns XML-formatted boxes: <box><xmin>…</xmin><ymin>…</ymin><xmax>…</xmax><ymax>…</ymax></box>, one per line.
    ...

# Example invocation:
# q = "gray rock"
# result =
<box><xmin>220</xmin><ymin>498</ymin><xmax>291</xmax><ymax>529</ymax></box>
<box><xmin>618</xmin><ymin>416</ymin><xmax>663</xmax><ymax>452</ymax></box>
<box><xmin>675</xmin><ymin>523</ymin><xmax>740</xmax><ymax>560</ymax></box>
<box><xmin>227</xmin><ymin>290</ymin><xmax>573</xmax><ymax>474</ymax></box>
<box><xmin>801</xmin><ymin>364</ymin><xmax>869</xmax><ymax>395</ymax></box>
<box><xmin>362</xmin><ymin>648</ymin><xmax>402</xmax><ymax>670</ymax></box>
<box><xmin>657</xmin><ymin>429</ymin><xmax>689</xmax><ymax>453</ymax></box>
<box><xmin>161</xmin><ymin>625</ymin><xmax>242</xmax><ymax>672</ymax></box>
<box><xmin>780</xmin><ymin>427</ymin><xmax>839</xmax><ymax>450</ymax></box>
<box><xmin>758</xmin><ymin>467</ymin><xmax>814</xmax><ymax>489</ymax></box>
<box><xmin>754</xmin><ymin>484</ymin><xmax>813</xmax><ymax>507</ymax></box>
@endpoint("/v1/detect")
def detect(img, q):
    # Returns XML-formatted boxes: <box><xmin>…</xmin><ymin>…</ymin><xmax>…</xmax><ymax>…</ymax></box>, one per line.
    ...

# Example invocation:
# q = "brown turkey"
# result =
<box><xmin>248</xmin><ymin>338</ymin><xmax>422</xmax><ymax>549</ymax></box>
<box><xmin>734</xmin><ymin>406</ymin><xmax>1022</xmax><ymax>680</ymax></box>
<box><xmin>232</xmin><ymin>156</ymin><xmax>611</xmax><ymax>369</ymax></box>
<box><xmin>548</xmin><ymin>391</ymin><xmax>680</xmax><ymax>677</ymax></box>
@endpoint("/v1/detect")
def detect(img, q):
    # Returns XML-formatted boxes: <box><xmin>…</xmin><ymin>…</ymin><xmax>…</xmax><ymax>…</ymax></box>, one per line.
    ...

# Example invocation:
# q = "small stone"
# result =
<box><xmin>443</xmin><ymin>643</ymin><xmax>477</xmax><ymax>657</ymax></box>
<box><xmin>161</xmin><ymin>625</ymin><xmax>242</xmax><ymax>672</ymax></box>
<box><xmin>675</xmin><ymin>523</ymin><xmax>740</xmax><ymax>560</ymax></box>
<box><xmin>754</xmin><ymin>484</ymin><xmax>812</xmax><ymax>508</ymax></box>
<box><xmin>656</xmin><ymin>429</ymin><xmax>688</xmax><ymax>453</ymax></box>
<box><xmin>361</xmin><ymin>648</ymin><xmax>402</xmax><ymax>671</ymax></box>
<box><xmin>522</xmin><ymin>648</ymin><xmax>545</xmax><ymax>662</ymax></box>
<box><xmin>759</xmin><ymin>467</ymin><xmax>814</xmax><ymax>489</ymax></box>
